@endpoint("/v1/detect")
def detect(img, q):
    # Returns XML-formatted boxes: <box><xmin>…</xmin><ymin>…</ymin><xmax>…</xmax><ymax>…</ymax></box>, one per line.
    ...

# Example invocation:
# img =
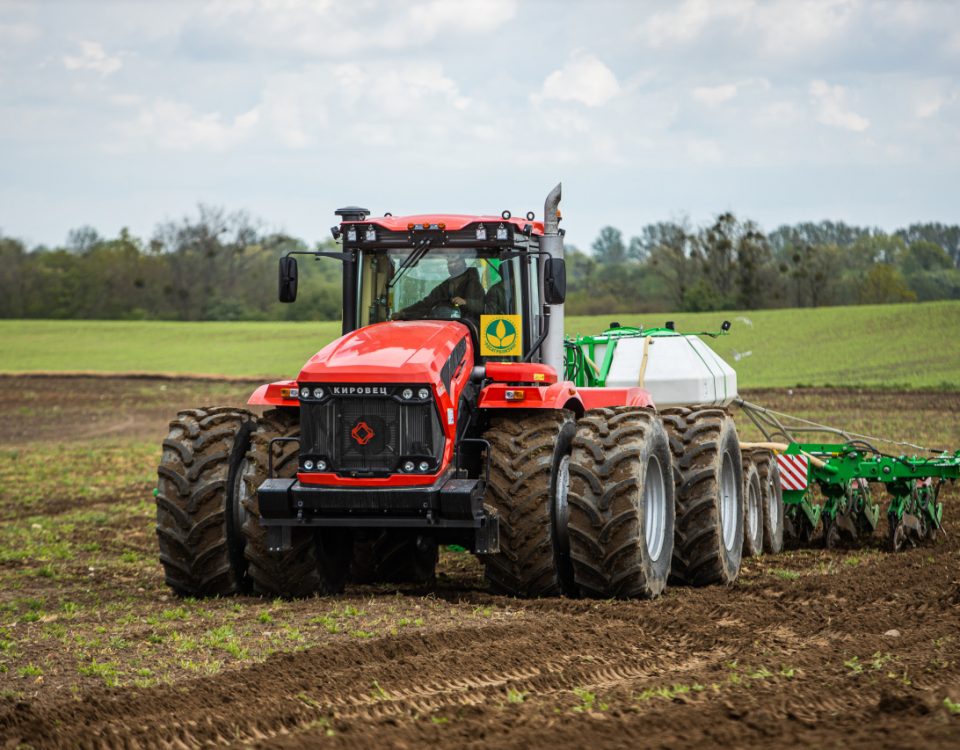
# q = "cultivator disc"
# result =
<box><xmin>823</xmin><ymin>479</ymin><xmax>878</xmax><ymax>549</ymax></box>
<box><xmin>886</xmin><ymin>478</ymin><xmax>943</xmax><ymax>552</ymax></box>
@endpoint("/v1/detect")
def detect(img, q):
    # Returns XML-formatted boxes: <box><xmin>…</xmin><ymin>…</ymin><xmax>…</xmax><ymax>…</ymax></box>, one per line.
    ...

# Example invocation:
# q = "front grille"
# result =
<box><xmin>299</xmin><ymin>384</ymin><xmax>444</xmax><ymax>476</ymax></box>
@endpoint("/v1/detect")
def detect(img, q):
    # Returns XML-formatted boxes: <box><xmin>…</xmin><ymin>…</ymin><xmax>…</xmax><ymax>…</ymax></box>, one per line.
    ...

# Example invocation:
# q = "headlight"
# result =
<box><xmin>402</xmin><ymin>388</ymin><xmax>413</xmax><ymax>400</ymax></box>
<box><xmin>418</xmin><ymin>461</ymin><xmax>430</xmax><ymax>472</ymax></box>
<box><xmin>317</xmin><ymin>460</ymin><xmax>327</xmax><ymax>471</ymax></box>
<box><xmin>312</xmin><ymin>387</ymin><xmax>324</xmax><ymax>399</ymax></box>
<box><xmin>299</xmin><ymin>387</ymin><xmax>310</xmax><ymax>399</ymax></box>
<box><xmin>303</xmin><ymin>460</ymin><xmax>314</xmax><ymax>471</ymax></box>
<box><xmin>418</xmin><ymin>388</ymin><xmax>430</xmax><ymax>400</ymax></box>
<box><xmin>402</xmin><ymin>461</ymin><xmax>415</xmax><ymax>472</ymax></box>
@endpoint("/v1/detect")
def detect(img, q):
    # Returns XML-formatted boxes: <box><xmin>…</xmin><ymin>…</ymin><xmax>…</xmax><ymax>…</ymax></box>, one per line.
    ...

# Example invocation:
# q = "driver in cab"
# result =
<box><xmin>393</xmin><ymin>255</ymin><xmax>484</xmax><ymax>322</ymax></box>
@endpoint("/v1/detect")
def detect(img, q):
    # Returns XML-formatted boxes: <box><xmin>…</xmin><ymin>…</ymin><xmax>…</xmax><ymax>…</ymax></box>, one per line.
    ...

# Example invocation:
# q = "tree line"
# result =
<box><xmin>567</xmin><ymin>215</ymin><xmax>960</xmax><ymax>315</ymax></box>
<box><xmin>1</xmin><ymin>206</ymin><xmax>957</xmax><ymax>320</ymax></box>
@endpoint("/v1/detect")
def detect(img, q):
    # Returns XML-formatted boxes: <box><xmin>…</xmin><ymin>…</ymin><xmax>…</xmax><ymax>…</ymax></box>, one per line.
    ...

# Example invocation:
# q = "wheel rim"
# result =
<box><xmin>748</xmin><ymin>479</ymin><xmax>760</xmax><ymax>544</ymax></box>
<box><xmin>720</xmin><ymin>451</ymin><xmax>737</xmax><ymax>552</ymax></box>
<box><xmin>554</xmin><ymin>454</ymin><xmax>571</xmax><ymax>551</ymax></box>
<box><xmin>643</xmin><ymin>455</ymin><xmax>667</xmax><ymax>563</ymax></box>
<box><xmin>767</xmin><ymin>475</ymin><xmax>780</xmax><ymax>531</ymax></box>
<box><xmin>232</xmin><ymin>457</ymin><xmax>251</xmax><ymax>537</ymax></box>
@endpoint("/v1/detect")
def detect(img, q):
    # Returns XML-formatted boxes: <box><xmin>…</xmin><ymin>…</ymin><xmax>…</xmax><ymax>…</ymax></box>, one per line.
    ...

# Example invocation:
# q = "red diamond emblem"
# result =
<box><xmin>351</xmin><ymin>421</ymin><xmax>375</xmax><ymax>446</ymax></box>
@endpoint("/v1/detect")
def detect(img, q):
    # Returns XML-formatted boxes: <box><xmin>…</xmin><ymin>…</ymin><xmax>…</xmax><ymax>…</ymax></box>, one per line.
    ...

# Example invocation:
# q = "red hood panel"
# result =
<box><xmin>298</xmin><ymin>321</ymin><xmax>469</xmax><ymax>383</ymax></box>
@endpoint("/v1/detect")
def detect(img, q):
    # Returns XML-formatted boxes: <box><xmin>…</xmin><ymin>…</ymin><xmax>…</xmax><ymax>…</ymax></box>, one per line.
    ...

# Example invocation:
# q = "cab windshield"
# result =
<box><xmin>357</xmin><ymin>248</ymin><xmax>530</xmax><ymax>329</ymax></box>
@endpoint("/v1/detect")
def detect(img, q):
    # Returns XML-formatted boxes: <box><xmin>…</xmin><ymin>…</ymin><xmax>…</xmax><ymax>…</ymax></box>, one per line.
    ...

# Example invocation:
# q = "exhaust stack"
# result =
<box><xmin>540</xmin><ymin>183</ymin><xmax>564</xmax><ymax>376</ymax></box>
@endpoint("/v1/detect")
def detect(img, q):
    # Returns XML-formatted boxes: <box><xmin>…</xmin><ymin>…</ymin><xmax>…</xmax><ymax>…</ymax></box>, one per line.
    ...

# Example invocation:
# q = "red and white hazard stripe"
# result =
<box><xmin>777</xmin><ymin>454</ymin><xmax>809</xmax><ymax>491</ymax></box>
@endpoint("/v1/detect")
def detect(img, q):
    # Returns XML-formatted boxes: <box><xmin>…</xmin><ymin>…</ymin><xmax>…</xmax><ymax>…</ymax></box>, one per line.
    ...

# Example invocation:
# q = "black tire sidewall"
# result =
<box><xmin>225</xmin><ymin>418</ymin><xmax>256</xmax><ymax>592</ymax></box>
<box><xmin>549</xmin><ymin>414</ymin><xmax>577</xmax><ymax>595</ymax></box>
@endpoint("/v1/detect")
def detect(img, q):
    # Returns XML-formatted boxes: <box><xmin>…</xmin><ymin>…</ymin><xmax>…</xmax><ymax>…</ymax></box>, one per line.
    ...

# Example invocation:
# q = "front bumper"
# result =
<box><xmin>255</xmin><ymin>474</ymin><xmax>499</xmax><ymax>554</ymax></box>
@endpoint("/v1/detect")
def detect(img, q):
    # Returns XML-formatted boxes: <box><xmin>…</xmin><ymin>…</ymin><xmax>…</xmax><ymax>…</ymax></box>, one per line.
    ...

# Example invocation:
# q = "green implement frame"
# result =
<box><xmin>738</xmin><ymin>399</ymin><xmax>959</xmax><ymax>550</ymax></box>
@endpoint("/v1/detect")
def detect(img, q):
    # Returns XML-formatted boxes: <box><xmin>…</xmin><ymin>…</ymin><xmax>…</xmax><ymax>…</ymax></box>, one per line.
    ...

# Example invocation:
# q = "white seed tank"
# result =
<box><xmin>583</xmin><ymin>329</ymin><xmax>738</xmax><ymax>408</ymax></box>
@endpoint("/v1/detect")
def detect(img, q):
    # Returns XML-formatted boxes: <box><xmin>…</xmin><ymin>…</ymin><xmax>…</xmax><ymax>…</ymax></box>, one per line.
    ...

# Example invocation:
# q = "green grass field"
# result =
<box><xmin>0</xmin><ymin>301</ymin><xmax>957</xmax><ymax>389</ymax></box>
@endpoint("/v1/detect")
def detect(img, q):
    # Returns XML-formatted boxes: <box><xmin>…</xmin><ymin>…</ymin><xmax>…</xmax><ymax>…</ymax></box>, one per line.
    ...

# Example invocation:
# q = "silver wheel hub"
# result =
<box><xmin>748</xmin><ymin>479</ymin><xmax>760</xmax><ymax>543</ymax></box>
<box><xmin>554</xmin><ymin>454</ymin><xmax>571</xmax><ymax>549</ymax></box>
<box><xmin>720</xmin><ymin>452</ymin><xmax>737</xmax><ymax>552</ymax></box>
<box><xmin>232</xmin><ymin>458</ymin><xmax>251</xmax><ymax>534</ymax></box>
<box><xmin>767</xmin><ymin>476</ymin><xmax>779</xmax><ymax>530</ymax></box>
<box><xmin>643</xmin><ymin>455</ymin><xmax>667</xmax><ymax>563</ymax></box>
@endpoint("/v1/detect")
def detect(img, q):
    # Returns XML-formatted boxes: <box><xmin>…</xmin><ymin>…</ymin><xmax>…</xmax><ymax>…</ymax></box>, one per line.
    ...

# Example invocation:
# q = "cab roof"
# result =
<box><xmin>342</xmin><ymin>213</ymin><xmax>545</xmax><ymax>237</ymax></box>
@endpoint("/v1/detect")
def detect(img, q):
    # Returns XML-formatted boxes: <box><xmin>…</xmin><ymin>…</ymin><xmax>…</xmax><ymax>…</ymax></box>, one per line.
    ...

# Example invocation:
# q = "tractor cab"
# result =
<box><xmin>281</xmin><ymin>210</ymin><xmax>566</xmax><ymax>366</ymax></box>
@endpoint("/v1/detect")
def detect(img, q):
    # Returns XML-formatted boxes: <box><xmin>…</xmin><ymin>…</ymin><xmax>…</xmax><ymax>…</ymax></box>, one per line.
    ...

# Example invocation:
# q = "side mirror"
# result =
<box><xmin>279</xmin><ymin>256</ymin><xmax>298</xmax><ymax>303</ymax></box>
<box><xmin>544</xmin><ymin>257</ymin><xmax>566</xmax><ymax>305</ymax></box>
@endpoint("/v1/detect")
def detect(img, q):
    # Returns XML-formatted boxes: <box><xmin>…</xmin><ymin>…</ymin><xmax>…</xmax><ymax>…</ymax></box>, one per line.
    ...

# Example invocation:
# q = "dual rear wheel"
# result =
<box><xmin>483</xmin><ymin>405</ymin><xmax>751</xmax><ymax>599</ymax></box>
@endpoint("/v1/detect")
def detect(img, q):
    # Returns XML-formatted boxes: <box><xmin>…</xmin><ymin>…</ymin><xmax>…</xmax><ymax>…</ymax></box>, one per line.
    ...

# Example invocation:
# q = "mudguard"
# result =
<box><xmin>247</xmin><ymin>380</ymin><xmax>300</xmax><ymax>407</ymax></box>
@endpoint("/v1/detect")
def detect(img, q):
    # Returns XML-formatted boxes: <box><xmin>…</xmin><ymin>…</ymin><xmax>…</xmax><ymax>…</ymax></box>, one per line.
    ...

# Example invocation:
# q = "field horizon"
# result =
<box><xmin>1</xmin><ymin>300</ymin><xmax>957</xmax><ymax>390</ymax></box>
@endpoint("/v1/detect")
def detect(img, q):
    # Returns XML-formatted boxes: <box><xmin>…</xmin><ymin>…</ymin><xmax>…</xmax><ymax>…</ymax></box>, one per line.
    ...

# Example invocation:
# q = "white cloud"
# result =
<box><xmin>258</xmin><ymin>61</ymin><xmax>472</xmax><ymax>149</ymax></box>
<box><xmin>692</xmin><ymin>83</ymin><xmax>738</xmax><ymax>106</ymax></box>
<box><xmin>915</xmin><ymin>95</ymin><xmax>945</xmax><ymax>119</ymax></box>
<box><xmin>638</xmin><ymin>0</ymin><xmax>861</xmax><ymax>58</ymax></box>
<box><xmin>118</xmin><ymin>100</ymin><xmax>260</xmax><ymax>151</ymax></box>
<box><xmin>536</xmin><ymin>51</ymin><xmax>620</xmax><ymax>107</ymax></box>
<box><xmin>638</xmin><ymin>0</ymin><xmax>752</xmax><ymax>47</ymax></box>
<box><xmin>809</xmin><ymin>79</ymin><xmax>869</xmax><ymax>132</ymax></box>
<box><xmin>752</xmin><ymin>0</ymin><xmax>860</xmax><ymax>57</ymax></box>
<box><xmin>195</xmin><ymin>0</ymin><xmax>516</xmax><ymax>58</ymax></box>
<box><xmin>62</xmin><ymin>41</ymin><xmax>122</xmax><ymax>76</ymax></box>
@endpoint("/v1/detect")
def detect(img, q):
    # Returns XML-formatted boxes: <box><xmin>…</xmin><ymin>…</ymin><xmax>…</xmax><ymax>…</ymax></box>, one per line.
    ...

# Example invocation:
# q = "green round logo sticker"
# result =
<box><xmin>484</xmin><ymin>317</ymin><xmax>518</xmax><ymax>354</ymax></box>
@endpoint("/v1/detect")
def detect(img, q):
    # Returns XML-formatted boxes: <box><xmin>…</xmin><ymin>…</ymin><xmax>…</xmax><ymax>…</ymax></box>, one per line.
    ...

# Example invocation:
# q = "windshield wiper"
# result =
<box><xmin>387</xmin><ymin>239</ymin><xmax>432</xmax><ymax>290</ymax></box>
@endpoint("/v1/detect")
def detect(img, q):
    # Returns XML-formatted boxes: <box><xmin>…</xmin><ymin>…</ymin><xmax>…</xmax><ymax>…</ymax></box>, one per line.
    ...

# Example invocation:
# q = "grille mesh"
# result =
<box><xmin>300</xmin><ymin>387</ymin><xmax>443</xmax><ymax>475</ymax></box>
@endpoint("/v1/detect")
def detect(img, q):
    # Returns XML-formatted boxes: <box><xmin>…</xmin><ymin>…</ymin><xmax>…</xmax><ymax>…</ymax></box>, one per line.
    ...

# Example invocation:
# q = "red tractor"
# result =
<box><xmin>156</xmin><ymin>185</ymin><xmax>745</xmax><ymax>599</ymax></box>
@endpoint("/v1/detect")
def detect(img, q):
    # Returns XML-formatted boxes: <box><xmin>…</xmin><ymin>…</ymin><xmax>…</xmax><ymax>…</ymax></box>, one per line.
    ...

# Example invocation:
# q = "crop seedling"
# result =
<box><xmin>17</xmin><ymin>664</ymin><xmax>43</xmax><ymax>678</ymax></box>
<box><xmin>572</xmin><ymin>688</ymin><xmax>608</xmax><ymax>713</ymax></box>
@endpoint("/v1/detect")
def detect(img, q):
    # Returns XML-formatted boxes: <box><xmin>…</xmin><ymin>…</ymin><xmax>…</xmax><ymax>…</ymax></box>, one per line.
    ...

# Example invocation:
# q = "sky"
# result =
<box><xmin>1</xmin><ymin>0</ymin><xmax>958</xmax><ymax>251</ymax></box>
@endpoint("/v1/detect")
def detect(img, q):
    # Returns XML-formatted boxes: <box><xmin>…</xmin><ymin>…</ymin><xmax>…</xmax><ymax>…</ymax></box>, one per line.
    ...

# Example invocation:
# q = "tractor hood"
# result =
<box><xmin>298</xmin><ymin>320</ymin><xmax>471</xmax><ymax>385</ymax></box>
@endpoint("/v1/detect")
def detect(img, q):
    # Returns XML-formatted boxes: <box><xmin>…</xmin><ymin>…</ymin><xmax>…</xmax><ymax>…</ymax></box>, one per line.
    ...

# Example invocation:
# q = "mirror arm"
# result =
<box><xmin>283</xmin><ymin>249</ymin><xmax>352</xmax><ymax>262</ymax></box>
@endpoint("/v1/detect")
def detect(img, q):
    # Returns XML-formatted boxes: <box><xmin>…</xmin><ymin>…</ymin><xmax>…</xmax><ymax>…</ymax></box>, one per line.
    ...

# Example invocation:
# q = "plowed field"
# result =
<box><xmin>0</xmin><ymin>377</ymin><xmax>958</xmax><ymax>748</ymax></box>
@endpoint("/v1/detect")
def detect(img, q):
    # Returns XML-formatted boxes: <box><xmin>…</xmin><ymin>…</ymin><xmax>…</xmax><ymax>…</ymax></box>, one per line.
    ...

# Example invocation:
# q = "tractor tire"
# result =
<box><xmin>661</xmin><ymin>407</ymin><xmax>744</xmax><ymax>586</ymax></box>
<box><xmin>350</xmin><ymin>531</ymin><xmax>438</xmax><ymax>585</ymax></box>
<box><xmin>567</xmin><ymin>408</ymin><xmax>675</xmax><ymax>599</ymax></box>
<box><xmin>239</xmin><ymin>409</ymin><xmax>352</xmax><ymax>598</ymax></box>
<box><xmin>750</xmin><ymin>450</ymin><xmax>785</xmax><ymax>554</ymax></box>
<box><xmin>156</xmin><ymin>407</ymin><xmax>256</xmax><ymax>597</ymax></box>
<box><xmin>481</xmin><ymin>410</ymin><xmax>577</xmax><ymax>597</ymax></box>
<box><xmin>742</xmin><ymin>459</ymin><xmax>763</xmax><ymax>557</ymax></box>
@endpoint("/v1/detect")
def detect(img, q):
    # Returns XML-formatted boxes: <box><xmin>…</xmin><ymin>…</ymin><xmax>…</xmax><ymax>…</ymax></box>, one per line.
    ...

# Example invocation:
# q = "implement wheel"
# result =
<box><xmin>742</xmin><ymin>459</ymin><xmax>763</xmax><ymax>557</ymax></box>
<box><xmin>567</xmin><ymin>408</ymin><xmax>675</xmax><ymax>599</ymax></box>
<box><xmin>156</xmin><ymin>407</ymin><xmax>256</xmax><ymax>597</ymax></box>
<box><xmin>481</xmin><ymin>410</ymin><xmax>577</xmax><ymax>597</ymax></box>
<box><xmin>749</xmin><ymin>450</ymin><xmax>784</xmax><ymax>554</ymax></box>
<box><xmin>239</xmin><ymin>409</ymin><xmax>352</xmax><ymax>598</ymax></box>
<box><xmin>661</xmin><ymin>407</ymin><xmax>744</xmax><ymax>586</ymax></box>
<box><xmin>350</xmin><ymin>531</ymin><xmax>438</xmax><ymax>585</ymax></box>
